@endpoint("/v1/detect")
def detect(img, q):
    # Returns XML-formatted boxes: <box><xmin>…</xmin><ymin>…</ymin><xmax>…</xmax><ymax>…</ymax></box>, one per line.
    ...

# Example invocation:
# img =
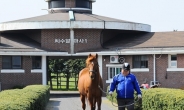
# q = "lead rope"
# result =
<box><xmin>98</xmin><ymin>85</ymin><xmax>140</xmax><ymax>108</ymax></box>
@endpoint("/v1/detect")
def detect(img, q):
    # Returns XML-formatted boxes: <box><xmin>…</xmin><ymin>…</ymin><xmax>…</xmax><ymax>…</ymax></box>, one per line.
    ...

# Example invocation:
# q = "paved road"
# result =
<box><xmin>46</xmin><ymin>93</ymin><xmax>118</xmax><ymax>110</ymax></box>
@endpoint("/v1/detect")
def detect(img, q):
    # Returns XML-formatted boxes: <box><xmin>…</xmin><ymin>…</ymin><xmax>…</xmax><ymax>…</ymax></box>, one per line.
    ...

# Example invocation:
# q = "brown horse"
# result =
<box><xmin>78</xmin><ymin>53</ymin><xmax>103</xmax><ymax>110</ymax></box>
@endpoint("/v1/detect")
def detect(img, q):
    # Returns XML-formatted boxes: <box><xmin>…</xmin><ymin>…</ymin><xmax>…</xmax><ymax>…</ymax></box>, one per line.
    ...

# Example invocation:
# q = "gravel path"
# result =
<box><xmin>45</xmin><ymin>94</ymin><xmax>118</xmax><ymax>110</ymax></box>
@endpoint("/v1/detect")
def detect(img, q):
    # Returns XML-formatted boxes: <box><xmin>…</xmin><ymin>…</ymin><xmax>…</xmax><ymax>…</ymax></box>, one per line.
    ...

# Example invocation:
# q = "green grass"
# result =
<box><xmin>48</xmin><ymin>73</ymin><xmax>78</xmax><ymax>91</ymax></box>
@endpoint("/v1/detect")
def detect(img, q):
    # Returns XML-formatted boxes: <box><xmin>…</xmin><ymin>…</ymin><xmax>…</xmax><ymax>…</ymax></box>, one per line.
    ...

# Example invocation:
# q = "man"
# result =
<box><xmin>109</xmin><ymin>62</ymin><xmax>142</xmax><ymax>110</ymax></box>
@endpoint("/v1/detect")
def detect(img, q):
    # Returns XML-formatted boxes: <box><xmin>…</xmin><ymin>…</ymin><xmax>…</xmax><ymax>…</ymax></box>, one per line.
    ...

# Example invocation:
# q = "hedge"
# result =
<box><xmin>106</xmin><ymin>87</ymin><xmax>184</xmax><ymax>110</ymax></box>
<box><xmin>0</xmin><ymin>85</ymin><xmax>50</xmax><ymax>110</ymax></box>
<box><xmin>142</xmin><ymin>88</ymin><xmax>184</xmax><ymax>110</ymax></box>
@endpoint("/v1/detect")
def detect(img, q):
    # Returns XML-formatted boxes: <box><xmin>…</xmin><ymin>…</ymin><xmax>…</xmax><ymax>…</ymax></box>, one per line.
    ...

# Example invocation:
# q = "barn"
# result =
<box><xmin>0</xmin><ymin>0</ymin><xmax>184</xmax><ymax>91</ymax></box>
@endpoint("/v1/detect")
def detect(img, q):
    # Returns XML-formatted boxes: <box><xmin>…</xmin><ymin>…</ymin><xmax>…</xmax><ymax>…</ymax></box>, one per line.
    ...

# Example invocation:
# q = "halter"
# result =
<box><xmin>88</xmin><ymin>62</ymin><xmax>98</xmax><ymax>73</ymax></box>
<box><xmin>89</xmin><ymin>70</ymin><xmax>97</xmax><ymax>74</ymax></box>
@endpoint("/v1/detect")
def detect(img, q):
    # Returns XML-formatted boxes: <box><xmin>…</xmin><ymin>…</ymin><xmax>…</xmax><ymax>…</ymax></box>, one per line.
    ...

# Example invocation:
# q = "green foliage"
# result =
<box><xmin>48</xmin><ymin>58</ymin><xmax>85</xmax><ymax>77</ymax></box>
<box><xmin>49</xmin><ymin>75</ymin><xmax>78</xmax><ymax>90</ymax></box>
<box><xmin>63</xmin><ymin>59</ymin><xmax>85</xmax><ymax>77</ymax></box>
<box><xmin>0</xmin><ymin>85</ymin><xmax>50</xmax><ymax>110</ymax></box>
<box><xmin>48</xmin><ymin>58</ymin><xmax>85</xmax><ymax>90</ymax></box>
<box><xmin>142</xmin><ymin>88</ymin><xmax>184</xmax><ymax>110</ymax></box>
<box><xmin>48</xmin><ymin>59</ymin><xmax>66</xmax><ymax>73</ymax></box>
<box><xmin>106</xmin><ymin>87</ymin><xmax>184</xmax><ymax>110</ymax></box>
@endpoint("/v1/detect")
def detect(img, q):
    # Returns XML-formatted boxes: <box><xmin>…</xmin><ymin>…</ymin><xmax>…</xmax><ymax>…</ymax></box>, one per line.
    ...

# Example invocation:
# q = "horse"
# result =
<box><xmin>78</xmin><ymin>53</ymin><xmax>103</xmax><ymax>110</ymax></box>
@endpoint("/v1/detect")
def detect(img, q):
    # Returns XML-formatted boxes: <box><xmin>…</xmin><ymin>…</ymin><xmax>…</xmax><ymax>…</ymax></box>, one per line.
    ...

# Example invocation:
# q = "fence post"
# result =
<box><xmin>0</xmin><ymin>82</ymin><xmax>1</xmax><ymax>91</ymax></box>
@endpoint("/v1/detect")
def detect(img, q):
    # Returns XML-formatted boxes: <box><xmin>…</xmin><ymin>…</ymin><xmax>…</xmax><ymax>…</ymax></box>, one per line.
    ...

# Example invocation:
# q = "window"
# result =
<box><xmin>107</xmin><ymin>67</ymin><xmax>122</xmax><ymax>80</ymax></box>
<box><xmin>32</xmin><ymin>56</ymin><xmax>41</xmax><ymax>69</ymax></box>
<box><xmin>2</xmin><ymin>56</ymin><xmax>22</xmax><ymax>69</ymax></box>
<box><xmin>169</xmin><ymin>55</ymin><xmax>177</xmax><ymax>68</ymax></box>
<box><xmin>133</xmin><ymin>55</ymin><xmax>148</xmax><ymax>68</ymax></box>
<box><xmin>76</xmin><ymin>0</ymin><xmax>90</xmax><ymax>8</ymax></box>
<box><xmin>49</xmin><ymin>0</ymin><xmax>65</xmax><ymax>8</ymax></box>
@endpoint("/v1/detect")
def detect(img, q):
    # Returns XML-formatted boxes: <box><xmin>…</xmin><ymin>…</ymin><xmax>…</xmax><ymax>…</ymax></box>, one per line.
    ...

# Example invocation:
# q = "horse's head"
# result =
<box><xmin>86</xmin><ymin>53</ymin><xmax>99</xmax><ymax>80</ymax></box>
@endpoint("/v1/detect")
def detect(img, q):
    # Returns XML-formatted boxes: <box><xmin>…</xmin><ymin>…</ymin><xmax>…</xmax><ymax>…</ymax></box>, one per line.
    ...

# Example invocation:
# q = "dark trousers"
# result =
<box><xmin>117</xmin><ymin>98</ymin><xmax>134</xmax><ymax>110</ymax></box>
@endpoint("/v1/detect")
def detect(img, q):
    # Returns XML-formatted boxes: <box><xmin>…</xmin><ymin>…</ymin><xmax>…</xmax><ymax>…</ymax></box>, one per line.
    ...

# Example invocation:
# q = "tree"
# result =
<box><xmin>48</xmin><ymin>58</ymin><xmax>86</xmax><ymax>90</ymax></box>
<box><xmin>63</xmin><ymin>59</ymin><xmax>85</xmax><ymax>78</ymax></box>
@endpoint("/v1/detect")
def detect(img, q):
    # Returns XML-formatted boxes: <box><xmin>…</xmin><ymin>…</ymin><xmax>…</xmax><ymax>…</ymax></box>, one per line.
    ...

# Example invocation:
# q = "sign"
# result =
<box><xmin>55</xmin><ymin>39</ymin><xmax>87</xmax><ymax>44</ymax></box>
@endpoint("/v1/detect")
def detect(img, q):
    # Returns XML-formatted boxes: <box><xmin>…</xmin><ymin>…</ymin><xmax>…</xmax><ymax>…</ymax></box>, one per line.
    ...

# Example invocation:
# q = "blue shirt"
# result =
<box><xmin>109</xmin><ymin>73</ymin><xmax>141</xmax><ymax>99</ymax></box>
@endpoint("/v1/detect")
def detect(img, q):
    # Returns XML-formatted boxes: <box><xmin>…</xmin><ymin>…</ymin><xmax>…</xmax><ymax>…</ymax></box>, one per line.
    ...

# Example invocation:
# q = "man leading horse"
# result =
<box><xmin>109</xmin><ymin>62</ymin><xmax>142</xmax><ymax>110</ymax></box>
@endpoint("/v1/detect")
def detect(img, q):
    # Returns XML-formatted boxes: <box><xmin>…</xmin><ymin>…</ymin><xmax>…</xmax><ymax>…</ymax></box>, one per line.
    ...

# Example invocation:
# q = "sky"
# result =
<box><xmin>0</xmin><ymin>0</ymin><xmax>184</xmax><ymax>32</ymax></box>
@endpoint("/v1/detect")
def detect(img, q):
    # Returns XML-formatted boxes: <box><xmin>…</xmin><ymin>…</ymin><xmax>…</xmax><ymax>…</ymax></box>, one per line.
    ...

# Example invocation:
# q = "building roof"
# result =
<box><xmin>0</xmin><ymin>12</ymin><xmax>183</xmax><ymax>56</ymax></box>
<box><xmin>0</xmin><ymin>31</ymin><xmax>184</xmax><ymax>56</ymax></box>
<box><xmin>0</xmin><ymin>13</ymin><xmax>151</xmax><ymax>32</ymax></box>
<box><xmin>2</xmin><ymin>13</ymin><xmax>134</xmax><ymax>23</ymax></box>
<box><xmin>0</xmin><ymin>33</ymin><xmax>68</xmax><ymax>56</ymax></box>
<box><xmin>1</xmin><ymin>33</ymin><xmax>41</xmax><ymax>49</ymax></box>
<box><xmin>104</xmin><ymin>31</ymin><xmax>184</xmax><ymax>49</ymax></box>
<box><xmin>1</xmin><ymin>31</ymin><xmax>184</xmax><ymax>55</ymax></box>
<box><xmin>78</xmin><ymin>31</ymin><xmax>184</xmax><ymax>55</ymax></box>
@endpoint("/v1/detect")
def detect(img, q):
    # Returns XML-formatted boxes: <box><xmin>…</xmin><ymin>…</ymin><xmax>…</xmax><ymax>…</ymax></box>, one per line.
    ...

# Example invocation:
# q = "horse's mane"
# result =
<box><xmin>85</xmin><ymin>55</ymin><xmax>98</xmax><ymax>67</ymax></box>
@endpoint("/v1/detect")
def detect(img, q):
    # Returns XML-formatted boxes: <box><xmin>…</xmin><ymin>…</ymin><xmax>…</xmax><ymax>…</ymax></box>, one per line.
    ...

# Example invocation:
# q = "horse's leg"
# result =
<box><xmin>87</xmin><ymin>93</ymin><xmax>93</xmax><ymax>110</ymax></box>
<box><xmin>88</xmin><ymin>96</ymin><xmax>94</xmax><ymax>110</ymax></box>
<box><xmin>93</xmin><ymin>97</ymin><xmax>96</xmax><ymax>110</ymax></box>
<box><xmin>80</xmin><ymin>94</ymin><xmax>86</xmax><ymax>110</ymax></box>
<box><xmin>96</xmin><ymin>97</ymin><xmax>102</xmax><ymax>110</ymax></box>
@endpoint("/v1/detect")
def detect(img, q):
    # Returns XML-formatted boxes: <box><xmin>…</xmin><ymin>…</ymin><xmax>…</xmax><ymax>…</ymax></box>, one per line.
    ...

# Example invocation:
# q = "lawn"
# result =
<box><xmin>48</xmin><ymin>73</ymin><xmax>78</xmax><ymax>91</ymax></box>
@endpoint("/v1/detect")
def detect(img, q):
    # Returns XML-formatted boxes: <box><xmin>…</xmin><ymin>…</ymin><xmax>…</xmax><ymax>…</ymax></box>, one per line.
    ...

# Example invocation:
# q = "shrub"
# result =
<box><xmin>106</xmin><ymin>86</ymin><xmax>184</xmax><ymax>110</ymax></box>
<box><xmin>0</xmin><ymin>85</ymin><xmax>50</xmax><ymax>110</ymax></box>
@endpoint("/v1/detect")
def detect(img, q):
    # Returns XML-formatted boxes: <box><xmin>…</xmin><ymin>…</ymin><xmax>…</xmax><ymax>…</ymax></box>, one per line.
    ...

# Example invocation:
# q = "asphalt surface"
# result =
<box><xmin>45</xmin><ymin>92</ymin><xmax>118</xmax><ymax>110</ymax></box>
